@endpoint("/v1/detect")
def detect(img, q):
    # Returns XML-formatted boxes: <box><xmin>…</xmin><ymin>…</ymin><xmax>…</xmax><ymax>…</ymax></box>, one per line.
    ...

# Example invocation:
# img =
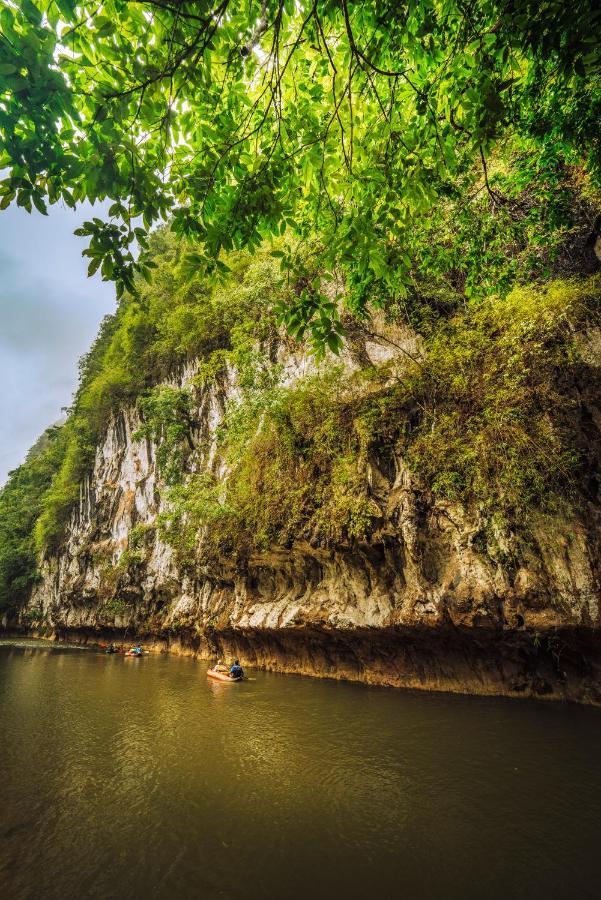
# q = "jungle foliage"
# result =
<box><xmin>1</xmin><ymin>0</ymin><xmax>600</xmax><ymax>345</ymax></box>
<box><xmin>158</xmin><ymin>274</ymin><xmax>601</xmax><ymax>564</ymax></box>
<box><xmin>0</xmin><ymin>426</ymin><xmax>64</xmax><ymax>611</ymax></box>
<box><xmin>32</xmin><ymin>233</ymin><xmax>284</xmax><ymax>552</ymax></box>
<box><xmin>1</xmin><ymin>1</ymin><xmax>601</xmax><ymax>610</ymax></box>
<box><xmin>1</xmin><ymin>222</ymin><xmax>600</xmax><ymax>605</ymax></box>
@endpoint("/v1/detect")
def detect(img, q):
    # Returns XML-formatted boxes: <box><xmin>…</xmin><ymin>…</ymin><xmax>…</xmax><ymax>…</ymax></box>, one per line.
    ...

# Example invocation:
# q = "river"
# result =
<box><xmin>0</xmin><ymin>639</ymin><xmax>599</xmax><ymax>900</ymax></box>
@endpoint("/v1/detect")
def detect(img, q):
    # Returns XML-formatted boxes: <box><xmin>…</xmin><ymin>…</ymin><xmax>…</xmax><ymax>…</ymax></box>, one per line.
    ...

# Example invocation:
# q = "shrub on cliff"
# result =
<box><xmin>158</xmin><ymin>274</ymin><xmax>601</xmax><ymax>563</ymax></box>
<box><xmin>403</xmin><ymin>275</ymin><xmax>601</xmax><ymax>518</ymax></box>
<box><xmin>0</xmin><ymin>427</ymin><xmax>64</xmax><ymax>612</ymax></box>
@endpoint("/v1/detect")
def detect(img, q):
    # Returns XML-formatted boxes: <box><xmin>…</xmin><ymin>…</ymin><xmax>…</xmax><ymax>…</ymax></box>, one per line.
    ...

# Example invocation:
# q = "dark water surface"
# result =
<box><xmin>1</xmin><ymin>640</ymin><xmax>600</xmax><ymax>900</ymax></box>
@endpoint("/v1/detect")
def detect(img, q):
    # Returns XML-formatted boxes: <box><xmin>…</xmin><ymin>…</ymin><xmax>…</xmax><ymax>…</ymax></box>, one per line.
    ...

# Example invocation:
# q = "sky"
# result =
<box><xmin>0</xmin><ymin>202</ymin><xmax>115</xmax><ymax>485</ymax></box>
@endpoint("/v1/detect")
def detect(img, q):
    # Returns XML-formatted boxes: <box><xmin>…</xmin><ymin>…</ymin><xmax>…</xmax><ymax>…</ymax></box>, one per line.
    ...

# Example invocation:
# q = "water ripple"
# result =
<box><xmin>1</xmin><ymin>645</ymin><xmax>600</xmax><ymax>900</ymax></box>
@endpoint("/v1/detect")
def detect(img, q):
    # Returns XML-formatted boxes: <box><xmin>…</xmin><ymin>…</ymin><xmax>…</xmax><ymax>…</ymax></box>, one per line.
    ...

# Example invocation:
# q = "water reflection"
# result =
<box><xmin>0</xmin><ymin>641</ymin><xmax>600</xmax><ymax>900</ymax></box>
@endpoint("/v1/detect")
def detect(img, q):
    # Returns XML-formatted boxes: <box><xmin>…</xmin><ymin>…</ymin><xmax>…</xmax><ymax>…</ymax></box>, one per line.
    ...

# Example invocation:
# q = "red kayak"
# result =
<box><xmin>207</xmin><ymin>667</ymin><xmax>242</xmax><ymax>682</ymax></box>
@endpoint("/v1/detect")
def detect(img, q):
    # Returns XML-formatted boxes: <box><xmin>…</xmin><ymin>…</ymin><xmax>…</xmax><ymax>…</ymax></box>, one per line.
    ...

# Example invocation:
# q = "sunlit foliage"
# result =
<box><xmin>1</xmin><ymin>0</ymin><xmax>600</xmax><ymax>344</ymax></box>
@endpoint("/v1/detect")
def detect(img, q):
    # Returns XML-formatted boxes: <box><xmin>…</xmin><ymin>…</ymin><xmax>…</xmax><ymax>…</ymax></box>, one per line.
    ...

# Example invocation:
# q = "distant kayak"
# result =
<box><xmin>125</xmin><ymin>650</ymin><xmax>146</xmax><ymax>658</ymax></box>
<box><xmin>207</xmin><ymin>667</ymin><xmax>242</xmax><ymax>682</ymax></box>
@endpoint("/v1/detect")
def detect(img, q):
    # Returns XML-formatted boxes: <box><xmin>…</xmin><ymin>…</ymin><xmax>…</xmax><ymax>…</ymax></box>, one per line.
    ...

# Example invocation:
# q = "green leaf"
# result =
<box><xmin>21</xmin><ymin>0</ymin><xmax>42</xmax><ymax>25</ymax></box>
<box><xmin>55</xmin><ymin>0</ymin><xmax>77</xmax><ymax>18</ymax></box>
<box><xmin>32</xmin><ymin>194</ymin><xmax>48</xmax><ymax>215</ymax></box>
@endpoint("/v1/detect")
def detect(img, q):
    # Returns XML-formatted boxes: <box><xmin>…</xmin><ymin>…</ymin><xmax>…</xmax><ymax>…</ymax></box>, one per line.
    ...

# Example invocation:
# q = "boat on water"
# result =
<box><xmin>207</xmin><ymin>667</ymin><xmax>243</xmax><ymax>682</ymax></box>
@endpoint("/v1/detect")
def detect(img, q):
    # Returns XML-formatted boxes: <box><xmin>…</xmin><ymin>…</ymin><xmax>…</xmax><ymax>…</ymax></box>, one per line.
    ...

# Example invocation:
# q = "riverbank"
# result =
<box><xmin>4</xmin><ymin>622</ymin><xmax>601</xmax><ymax>705</ymax></box>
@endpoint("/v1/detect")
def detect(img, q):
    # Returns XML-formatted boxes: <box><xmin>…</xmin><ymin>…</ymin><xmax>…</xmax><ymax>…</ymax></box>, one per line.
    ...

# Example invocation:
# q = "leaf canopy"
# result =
<box><xmin>1</xmin><ymin>0</ymin><xmax>600</xmax><ymax>338</ymax></box>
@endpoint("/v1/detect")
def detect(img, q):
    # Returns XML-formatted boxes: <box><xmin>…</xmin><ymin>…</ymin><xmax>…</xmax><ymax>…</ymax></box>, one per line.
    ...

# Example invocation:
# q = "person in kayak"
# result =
<box><xmin>214</xmin><ymin>659</ymin><xmax>228</xmax><ymax>673</ymax></box>
<box><xmin>229</xmin><ymin>659</ymin><xmax>243</xmax><ymax>679</ymax></box>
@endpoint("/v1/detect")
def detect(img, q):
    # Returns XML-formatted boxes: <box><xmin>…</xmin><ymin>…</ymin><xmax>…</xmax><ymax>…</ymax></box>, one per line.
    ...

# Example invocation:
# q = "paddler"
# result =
<box><xmin>229</xmin><ymin>659</ymin><xmax>244</xmax><ymax>679</ymax></box>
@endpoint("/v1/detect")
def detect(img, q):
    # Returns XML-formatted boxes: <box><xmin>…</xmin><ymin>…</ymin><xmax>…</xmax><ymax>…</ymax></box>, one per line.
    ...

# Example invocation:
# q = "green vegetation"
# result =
<box><xmin>100</xmin><ymin>596</ymin><xmax>130</xmax><ymax>618</ymax></box>
<box><xmin>158</xmin><ymin>274</ymin><xmax>601</xmax><ymax>563</ymax></box>
<box><xmin>33</xmin><ymin>234</ymin><xmax>284</xmax><ymax>553</ymax></box>
<box><xmin>0</xmin><ymin>426</ymin><xmax>64</xmax><ymax>612</ymax></box>
<box><xmin>0</xmin><ymin>231</ymin><xmax>290</xmax><ymax>607</ymax></box>
<box><xmin>403</xmin><ymin>277</ymin><xmax>601</xmax><ymax>517</ymax></box>
<box><xmin>128</xmin><ymin>523</ymin><xmax>156</xmax><ymax>552</ymax></box>
<box><xmin>159</xmin><ymin>365</ymin><xmax>382</xmax><ymax>560</ymax></box>
<box><xmin>1</xmin><ymin>1</ymin><xmax>600</xmax><ymax>344</ymax></box>
<box><xmin>1</xmin><ymin>1</ymin><xmax>600</xmax><ymax>615</ymax></box>
<box><xmin>1</xmin><ymin>218</ymin><xmax>600</xmax><ymax>610</ymax></box>
<box><xmin>135</xmin><ymin>386</ymin><xmax>194</xmax><ymax>485</ymax></box>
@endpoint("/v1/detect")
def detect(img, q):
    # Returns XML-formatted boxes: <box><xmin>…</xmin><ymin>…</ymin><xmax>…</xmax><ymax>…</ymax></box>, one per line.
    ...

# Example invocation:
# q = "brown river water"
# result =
<box><xmin>0</xmin><ymin>639</ymin><xmax>600</xmax><ymax>900</ymax></box>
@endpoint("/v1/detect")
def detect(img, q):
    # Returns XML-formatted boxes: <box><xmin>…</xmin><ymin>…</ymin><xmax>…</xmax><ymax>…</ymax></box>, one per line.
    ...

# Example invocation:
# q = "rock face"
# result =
<box><xmin>11</xmin><ymin>327</ymin><xmax>601</xmax><ymax>704</ymax></box>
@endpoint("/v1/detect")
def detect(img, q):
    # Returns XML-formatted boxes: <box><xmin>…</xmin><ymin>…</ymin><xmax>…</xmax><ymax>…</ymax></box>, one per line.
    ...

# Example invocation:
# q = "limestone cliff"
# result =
<box><xmin>9</xmin><ymin>315</ymin><xmax>601</xmax><ymax>706</ymax></box>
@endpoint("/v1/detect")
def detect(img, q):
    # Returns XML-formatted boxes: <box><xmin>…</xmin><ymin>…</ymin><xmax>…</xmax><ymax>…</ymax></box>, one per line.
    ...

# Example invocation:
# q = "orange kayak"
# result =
<box><xmin>207</xmin><ymin>668</ymin><xmax>242</xmax><ymax>682</ymax></box>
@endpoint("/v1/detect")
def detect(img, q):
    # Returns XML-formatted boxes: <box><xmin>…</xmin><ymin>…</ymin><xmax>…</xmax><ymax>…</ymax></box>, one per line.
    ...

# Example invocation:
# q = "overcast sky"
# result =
<box><xmin>0</xmin><ymin>202</ymin><xmax>115</xmax><ymax>485</ymax></box>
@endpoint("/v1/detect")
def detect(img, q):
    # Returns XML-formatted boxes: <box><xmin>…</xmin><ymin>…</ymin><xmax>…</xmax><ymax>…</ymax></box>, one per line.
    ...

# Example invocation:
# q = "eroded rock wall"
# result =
<box><xmin>8</xmin><ymin>325</ymin><xmax>601</xmax><ymax>704</ymax></box>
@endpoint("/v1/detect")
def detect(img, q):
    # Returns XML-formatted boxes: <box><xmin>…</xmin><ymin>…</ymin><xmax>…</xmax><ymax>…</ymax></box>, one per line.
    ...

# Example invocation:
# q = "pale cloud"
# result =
<box><xmin>0</xmin><ymin>202</ymin><xmax>115</xmax><ymax>484</ymax></box>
